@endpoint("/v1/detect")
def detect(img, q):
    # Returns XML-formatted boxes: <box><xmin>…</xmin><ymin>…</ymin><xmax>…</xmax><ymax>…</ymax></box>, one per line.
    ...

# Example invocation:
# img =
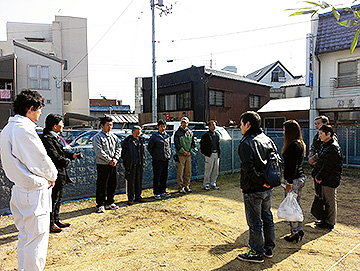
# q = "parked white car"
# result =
<box><xmin>142</xmin><ymin>121</ymin><xmax>231</xmax><ymax>141</ymax></box>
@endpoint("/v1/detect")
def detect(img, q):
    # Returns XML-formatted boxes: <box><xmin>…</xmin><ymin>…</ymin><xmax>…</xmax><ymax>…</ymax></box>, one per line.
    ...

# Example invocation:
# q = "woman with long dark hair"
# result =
<box><xmin>282</xmin><ymin>120</ymin><xmax>306</xmax><ymax>243</ymax></box>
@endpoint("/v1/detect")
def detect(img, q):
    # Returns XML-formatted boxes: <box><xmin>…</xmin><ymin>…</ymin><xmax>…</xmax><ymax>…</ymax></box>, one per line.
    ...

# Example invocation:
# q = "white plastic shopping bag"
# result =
<box><xmin>277</xmin><ymin>192</ymin><xmax>303</xmax><ymax>222</ymax></box>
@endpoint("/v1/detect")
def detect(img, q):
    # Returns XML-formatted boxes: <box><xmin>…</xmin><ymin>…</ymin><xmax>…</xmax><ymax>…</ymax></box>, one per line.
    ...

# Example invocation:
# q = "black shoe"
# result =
<box><xmin>264</xmin><ymin>248</ymin><xmax>273</xmax><ymax>258</ymax></box>
<box><xmin>50</xmin><ymin>224</ymin><xmax>62</xmax><ymax>233</ymax></box>
<box><xmin>237</xmin><ymin>249</ymin><xmax>264</xmax><ymax>263</ymax></box>
<box><xmin>284</xmin><ymin>233</ymin><xmax>300</xmax><ymax>243</ymax></box>
<box><xmin>316</xmin><ymin>222</ymin><xmax>334</xmax><ymax>229</ymax></box>
<box><xmin>298</xmin><ymin>230</ymin><xmax>304</xmax><ymax>240</ymax></box>
<box><xmin>315</xmin><ymin>220</ymin><xmax>324</xmax><ymax>226</ymax></box>
<box><xmin>56</xmin><ymin>221</ymin><xmax>70</xmax><ymax>228</ymax></box>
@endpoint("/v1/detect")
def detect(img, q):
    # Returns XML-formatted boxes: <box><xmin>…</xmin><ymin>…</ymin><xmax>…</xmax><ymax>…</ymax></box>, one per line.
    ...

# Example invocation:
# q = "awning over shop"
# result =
<box><xmin>258</xmin><ymin>97</ymin><xmax>310</xmax><ymax>113</ymax></box>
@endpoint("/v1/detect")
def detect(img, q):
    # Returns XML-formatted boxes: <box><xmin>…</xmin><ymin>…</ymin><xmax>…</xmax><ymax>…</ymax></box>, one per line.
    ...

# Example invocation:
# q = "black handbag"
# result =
<box><xmin>311</xmin><ymin>184</ymin><xmax>327</xmax><ymax>220</ymax></box>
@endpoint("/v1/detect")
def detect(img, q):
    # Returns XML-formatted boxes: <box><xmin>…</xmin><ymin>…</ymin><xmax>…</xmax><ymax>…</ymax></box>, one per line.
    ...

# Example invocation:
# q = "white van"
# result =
<box><xmin>142</xmin><ymin>121</ymin><xmax>231</xmax><ymax>141</ymax></box>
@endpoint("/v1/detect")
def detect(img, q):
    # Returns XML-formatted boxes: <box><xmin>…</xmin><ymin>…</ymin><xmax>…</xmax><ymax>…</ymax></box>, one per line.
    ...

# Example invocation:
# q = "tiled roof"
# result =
<box><xmin>204</xmin><ymin>68</ymin><xmax>272</xmax><ymax>87</ymax></box>
<box><xmin>280</xmin><ymin>76</ymin><xmax>305</xmax><ymax>88</ymax></box>
<box><xmin>246</xmin><ymin>60</ymin><xmax>294</xmax><ymax>82</ymax></box>
<box><xmin>246</xmin><ymin>61</ymin><xmax>278</xmax><ymax>81</ymax></box>
<box><xmin>316</xmin><ymin>6</ymin><xmax>360</xmax><ymax>55</ymax></box>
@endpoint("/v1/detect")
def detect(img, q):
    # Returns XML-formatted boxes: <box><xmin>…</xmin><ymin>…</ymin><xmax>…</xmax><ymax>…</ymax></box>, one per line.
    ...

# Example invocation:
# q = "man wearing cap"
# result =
<box><xmin>174</xmin><ymin>117</ymin><xmax>196</xmax><ymax>193</ymax></box>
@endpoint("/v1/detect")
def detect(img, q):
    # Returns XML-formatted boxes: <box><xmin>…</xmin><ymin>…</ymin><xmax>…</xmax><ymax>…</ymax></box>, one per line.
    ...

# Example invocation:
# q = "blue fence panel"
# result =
<box><xmin>1</xmin><ymin>127</ymin><xmax>360</xmax><ymax>215</ymax></box>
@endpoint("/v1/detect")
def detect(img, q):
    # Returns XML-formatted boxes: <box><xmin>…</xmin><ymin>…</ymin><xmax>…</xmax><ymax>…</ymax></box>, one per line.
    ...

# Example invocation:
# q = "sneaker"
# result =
<box><xmin>105</xmin><ymin>203</ymin><xmax>119</xmax><ymax>210</ymax></box>
<box><xmin>237</xmin><ymin>249</ymin><xmax>264</xmax><ymax>263</ymax></box>
<box><xmin>96</xmin><ymin>206</ymin><xmax>105</xmax><ymax>213</ymax></box>
<box><xmin>210</xmin><ymin>185</ymin><xmax>219</xmax><ymax>190</ymax></box>
<box><xmin>154</xmin><ymin>194</ymin><xmax>161</xmax><ymax>200</ymax></box>
<box><xmin>204</xmin><ymin>185</ymin><xmax>210</xmax><ymax>191</ymax></box>
<box><xmin>264</xmin><ymin>248</ymin><xmax>273</xmax><ymax>258</ymax></box>
<box><xmin>161</xmin><ymin>192</ymin><xmax>171</xmax><ymax>198</ymax></box>
<box><xmin>185</xmin><ymin>187</ymin><xmax>192</xmax><ymax>193</ymax></box>
<box><xmin>179</xmin><ymin>187</ymin><xmax>186</xmax><ymax>194</ymax></box>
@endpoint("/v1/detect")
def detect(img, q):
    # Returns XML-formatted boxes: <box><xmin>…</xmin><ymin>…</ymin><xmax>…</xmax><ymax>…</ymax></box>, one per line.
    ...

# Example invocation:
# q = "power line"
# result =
<box><xmin>64</xmin><ymin>0</ymin><xmax>136</xmax><ymax>79</ymax></box>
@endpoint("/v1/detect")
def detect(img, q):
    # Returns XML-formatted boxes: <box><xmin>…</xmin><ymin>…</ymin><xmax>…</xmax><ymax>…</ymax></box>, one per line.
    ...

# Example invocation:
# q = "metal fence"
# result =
<box><xmin>1</xmin><ymin>128</ymin><xmax>359</xmax><ymax>215</ymax></box>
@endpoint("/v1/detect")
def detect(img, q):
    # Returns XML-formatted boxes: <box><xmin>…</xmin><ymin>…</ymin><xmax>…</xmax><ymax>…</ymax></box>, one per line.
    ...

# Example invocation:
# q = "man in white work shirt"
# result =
<box><xmin>0</xmin><ymin>90</ymin><xmax>58</xmax><ymax>271</ymax></box>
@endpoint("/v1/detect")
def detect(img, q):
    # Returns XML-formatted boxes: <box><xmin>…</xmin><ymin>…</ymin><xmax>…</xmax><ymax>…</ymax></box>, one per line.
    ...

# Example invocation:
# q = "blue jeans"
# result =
<box><xmin>243</xmin><ymin>190</ymin><xmax>275</xmax><ymax>255</ymax></box>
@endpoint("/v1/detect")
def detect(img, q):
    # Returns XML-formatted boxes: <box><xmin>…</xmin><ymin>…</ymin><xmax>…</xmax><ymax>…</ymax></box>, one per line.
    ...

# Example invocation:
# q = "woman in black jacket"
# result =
<box><xmin>282</xmin><ymin>120</ymin><xmax>306</xmax><ymax>243</ymax></box>
<box><xmin>312</xmin><ymin>125</ymin><xmax>342</xmax><ymax>230</ymax></box>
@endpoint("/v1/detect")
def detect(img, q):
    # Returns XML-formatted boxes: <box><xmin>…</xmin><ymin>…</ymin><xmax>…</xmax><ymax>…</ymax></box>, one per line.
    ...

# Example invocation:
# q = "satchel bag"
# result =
<box><xmin>264</xmin><ymin>140</ymin><xmax>282</xmax><ymax>188</ymax></box>
<box><xmin>311</xmin><ymin>184</ymin><xmax>327</xmax><ymax>220</ymax></box>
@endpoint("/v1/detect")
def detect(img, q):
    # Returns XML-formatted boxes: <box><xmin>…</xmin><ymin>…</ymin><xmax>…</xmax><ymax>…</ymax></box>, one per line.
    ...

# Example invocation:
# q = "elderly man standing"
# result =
<box><xmin>174</xmin><ymin>117</ymin><xmax>196</xmax><ymax>194</ymax></box>
<box><xmin>200</xmin><ymin>120</ymin><xmax>221</xmax><ymax>190</ymax></box>
<box><xmin>92</xmin><ymin>116</ymin><xmax>122</xmax><ymax>213</ymax></box>
<box><xmin>121</xmin><ymin>126</ymin><xmax>146</xmax><ymax>205</ymax></box>
<box><xmin>0</xmin><ymin>90</ymin><xmax>58</xmax><ymax>271</ymax></box>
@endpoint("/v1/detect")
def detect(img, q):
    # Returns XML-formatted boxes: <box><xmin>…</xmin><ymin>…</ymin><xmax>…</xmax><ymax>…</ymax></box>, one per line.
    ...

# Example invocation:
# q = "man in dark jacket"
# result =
<box><xmin>200</xmin><ymin>120</ymin><xmax>221</xmax><ymax>190</ymax></box>
<box><xmin>41</xmin><ymin>114</ymin><xmax>82</xmax><ymax>233</ymax></box>
<box><xmin>122</xmin><ymin>126</ymin><xmax>146</xmax><ymax>205</ymax></box>
<box><xmin>237</xmin><ymin>111</ymin><xmax>275</xmax><ymax>263</ymax></box>
<box><xmin>174</xmin><ymin>117</ymin><xmax>196</xmax><ymax>194</ymax></box>
<box><xmin>148</xmin><ymin>119</ymin><xmax>172</xmax><ymax>200</ymax></box>
<box><xmin>312</xmin><ymin>125</ymin><xmax>342</xmax><ymax>230</ymax></box>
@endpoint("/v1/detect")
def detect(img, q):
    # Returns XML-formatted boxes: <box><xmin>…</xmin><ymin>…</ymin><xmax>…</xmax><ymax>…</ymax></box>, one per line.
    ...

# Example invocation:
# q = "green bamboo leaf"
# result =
<box><xmin>303</xmin><ymin>1</ymin><xmax>324</xmax><ymax>7</ymax></box>
<box><xmin>332</xmin><ymin>7</ymin><xmax>340</xmax><ymax>21</ymax></box>
<box><xmin>285</xmin><ymin>7</ymin><xmax>315</xmax><ymax>11</ymax></box>
<box><xmin>289</xmin><ymin>10</ymin><xmax>317</xmax><ymax>16</ymax></box>
<box><xmin>337</xmin><ymin>20</ymin><xmax>359</xmax><ymax>27</ymax></box>
<box><xmin>350</xmin><ymin>28</ymin><xmax>359</xmax><ymax>54</ymax></box>
<box><xmin>353</xmin><ymin>10</ymin><xmax>360</xmax><ymax>20</ymax></box>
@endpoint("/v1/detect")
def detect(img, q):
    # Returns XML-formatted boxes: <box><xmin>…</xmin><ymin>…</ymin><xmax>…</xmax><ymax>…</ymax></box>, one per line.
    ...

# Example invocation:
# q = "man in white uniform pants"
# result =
<box><xmin>0</xmin><ymin>90</ymin><xmax>57</xmax><ymax>271</ymax></box>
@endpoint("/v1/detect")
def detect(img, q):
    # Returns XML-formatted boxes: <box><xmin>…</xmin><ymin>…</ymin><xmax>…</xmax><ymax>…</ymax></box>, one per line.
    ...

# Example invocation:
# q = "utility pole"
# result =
<box><xmin>151</xmin><ymin>0</ymin><xmax>172</xmax><ymax>123</ymax></box>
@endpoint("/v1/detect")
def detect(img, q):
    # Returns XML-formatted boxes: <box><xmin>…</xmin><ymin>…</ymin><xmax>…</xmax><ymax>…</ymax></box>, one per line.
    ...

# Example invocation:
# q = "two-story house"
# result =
<box><xmin>246</xmin><ymin>60</ymin><xmax>296</xmax><ymax>99</ymax></box>
<box><xmin>137</xmin><ymin>66</ymin><xmax>271</xmax><ymax>126</ymax></box>
<box><xmin>0</xmin><ymin>16</ymin><xmax>90</xmax><ymax>127</ymax></box>
<box><xmin>311</xmin><ymin>8</ymin><xmax>360</xmax><ymax>127</ymax></box>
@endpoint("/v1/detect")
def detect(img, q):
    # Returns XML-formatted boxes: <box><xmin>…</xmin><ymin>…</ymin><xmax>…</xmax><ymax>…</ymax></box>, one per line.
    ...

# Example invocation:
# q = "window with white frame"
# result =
<box><xmin>28</xmin><ymin>65</ymin><xmax>50</xmax><ymax>89</ymax></box>
<box><xmin>209</xmin><ymin>90</ymin><xmax>224</xmax><ymax>106</ymax></box>
<box><xmin>249</xmin><ymin>95</ymin><xmax>261</xmax><ymax>108</ymax></box>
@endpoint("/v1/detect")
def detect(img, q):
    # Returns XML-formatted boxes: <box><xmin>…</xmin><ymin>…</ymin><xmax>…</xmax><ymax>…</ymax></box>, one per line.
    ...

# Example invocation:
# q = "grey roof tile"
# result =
<box><xmin>316</xmin><ymin>6</ymin><xmax>360</xmax><ymax>55</ymax></box>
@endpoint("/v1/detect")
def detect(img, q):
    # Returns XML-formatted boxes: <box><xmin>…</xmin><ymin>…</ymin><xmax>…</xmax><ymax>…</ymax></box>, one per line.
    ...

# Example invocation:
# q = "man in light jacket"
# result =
<box><xmin>92</xmin><ymin>116</ymin><xmax>122</xmax><ymax>213</ymax></box>
<box><xmin>0</xmin><ymin>90</ymin><xmax>58</xmax><ymax>271</ymax></box>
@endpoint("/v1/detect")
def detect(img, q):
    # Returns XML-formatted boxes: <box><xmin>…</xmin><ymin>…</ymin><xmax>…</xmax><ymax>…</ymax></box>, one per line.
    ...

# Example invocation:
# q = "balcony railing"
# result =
<box><xmin>331</xmin><ymin>75</ymin><xmax>360</xmax><ymax>88</ymax></box>
<box><xmin>330</xmin><ymin>76</ymin><xmax>360</xmax><ymax>96</ymax></box>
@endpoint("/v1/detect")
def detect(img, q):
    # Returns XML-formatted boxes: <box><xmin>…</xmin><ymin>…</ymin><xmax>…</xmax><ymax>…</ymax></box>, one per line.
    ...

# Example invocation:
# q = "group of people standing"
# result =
<box><xmin>0</xmin><ymin>90</ymin><xmax>344</xmax><ymax>270</ymax></box>
<box><xmin>92</xmin><ymin>115</ymin><xmax>222</xmax><ymax>212</ymax></box>
<box><xmin>237</xmin><ymin>111</ymin><xmax>342</xmax><ymax>263</ymax></box>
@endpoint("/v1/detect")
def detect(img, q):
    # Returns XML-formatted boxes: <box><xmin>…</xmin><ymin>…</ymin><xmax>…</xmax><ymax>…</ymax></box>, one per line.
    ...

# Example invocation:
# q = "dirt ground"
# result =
<box><xmin>1</xmin><ymin>166</ymin><xmax>360</xmax><ymax>271</ymax></box>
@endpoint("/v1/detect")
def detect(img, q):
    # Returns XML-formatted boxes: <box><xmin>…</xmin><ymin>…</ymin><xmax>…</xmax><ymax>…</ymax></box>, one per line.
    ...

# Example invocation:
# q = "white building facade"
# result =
<box><xmin>2</xmin><ymin>16</ymin><xmax>90</xmax><ymax>126</ymax></box>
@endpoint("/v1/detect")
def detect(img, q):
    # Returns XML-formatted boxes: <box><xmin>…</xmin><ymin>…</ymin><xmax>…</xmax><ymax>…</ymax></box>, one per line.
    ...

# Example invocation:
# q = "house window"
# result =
<box><xmin>158</xmin><ymin>92</ymin><xmax>191</xmax><ymax>111</ymax></box>
<box><xmin>338</xmin><ymin>60</ymin><xmax>358</xmax><ymax>87</ymax></box>
<box><xmin>63</xmin><ymin>82</ymin><xmax>72</xmax><ymax>102</ymax></box>
<box><xmin>177</xmin><ymin>92</ymin><xmax>191</xmax><ymax>110</ymax></box>
<box><xmin>271</xmin><ymin>66</ymin><xmax>285</xmax><ymax>82</ymax></box>
<box><xmin>264</xmin><ymin>117</ymin><xmax>286</xmax><ymax>129</ymax></box>
<box><xmin>209</xmin><ymin>90</ymin><xmax>224</xmax><ymax>106</ymax></box>
<box><xmin>249</xmin><ymin>95</ymin><xmax>261</xmax><ymax>109</ymax></box>
<box><xmin>64</xmin><ymin>60</ymin><xmax>68</xmax><ymax>70</ymax></box>
<box><xmin>28</xmin><ymin>65</ymin><xmax>50</xmax><ymax>89</ymax></box>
